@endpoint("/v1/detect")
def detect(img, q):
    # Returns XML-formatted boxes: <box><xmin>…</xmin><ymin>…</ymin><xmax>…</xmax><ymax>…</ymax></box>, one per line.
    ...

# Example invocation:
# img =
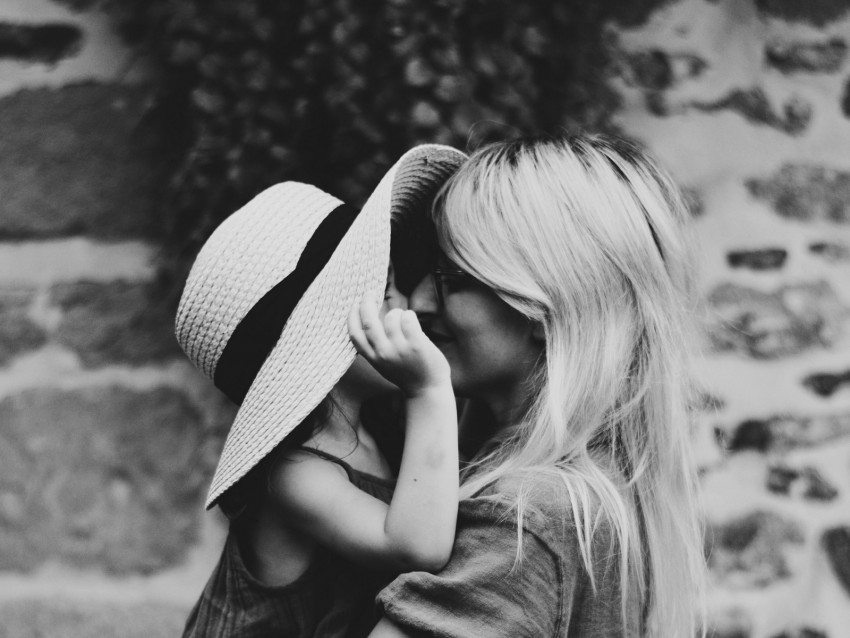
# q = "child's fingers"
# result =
<box><xmin>382</xmin><ymin>308</ymin><xmax>406</xmax><ymax>345</ymax></box>
<box><xmin>399</xmin><ymin>310</ymin><xmax>425</xmax><ymax>343</ymax></box>
<box><xmin>348</xmin><ymin>301</ymin><xmax>375</xmax><ymax>358</ymax></box>
<box><xmin>359</xmin><ymin>294</ymin><xmax>392</xmax><ymax>356</ymax></box>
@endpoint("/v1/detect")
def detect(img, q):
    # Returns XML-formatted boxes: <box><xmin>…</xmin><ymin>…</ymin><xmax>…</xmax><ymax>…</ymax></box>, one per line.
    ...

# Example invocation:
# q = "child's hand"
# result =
<box><xmin>348</xmin><ymin>293</ymin><xmax>450</xmax><ymax>397</ymax></box>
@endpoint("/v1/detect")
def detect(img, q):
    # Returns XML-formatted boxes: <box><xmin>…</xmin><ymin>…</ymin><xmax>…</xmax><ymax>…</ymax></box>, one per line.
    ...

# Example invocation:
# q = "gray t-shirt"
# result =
<box><xmin>377</xmin><ymin>480</ymin><xmax>642</xmax><ymax>637</ymax></box>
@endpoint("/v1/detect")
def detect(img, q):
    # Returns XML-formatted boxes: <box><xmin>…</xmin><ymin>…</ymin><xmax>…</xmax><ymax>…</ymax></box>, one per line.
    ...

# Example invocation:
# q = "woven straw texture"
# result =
<box><xmin>176</xmin><ymin>184</ymin><xmax>341</xmax><ymax>379</ymax></box>
<box><xmin>174</xmin><ymin>145</ymin><xmax>467</xmax><ymax>509</ymax></box>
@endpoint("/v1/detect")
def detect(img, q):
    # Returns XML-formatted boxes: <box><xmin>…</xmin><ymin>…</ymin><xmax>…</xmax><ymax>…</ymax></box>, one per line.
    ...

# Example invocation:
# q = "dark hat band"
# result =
<box><xmin>213</xmin><ymin>203</ymin><xmax>359</xmax><ymax>405</ymax></box>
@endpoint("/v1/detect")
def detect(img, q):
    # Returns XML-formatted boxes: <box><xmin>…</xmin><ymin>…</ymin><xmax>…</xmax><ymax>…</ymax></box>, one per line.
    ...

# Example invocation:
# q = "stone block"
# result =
<box><xmin>691</xmin><ymin>88</ymin><xmax>811</xmax><ymax>135</ymax></box>
<box><xmin>0</xmin><ymin>287</ymin><xmax>47</xmax><ymax>366</ymax></box>
<box><xmin>810</xmin><ymin>241</ymin><xmax>850</xmax><ymax>262</ymax></box>
<box><xmin>682</xmin><ymin>186</ymin><xmax>705</xmax><ymax>217</ymax></box>
<box><xmin>747</xmin><ymin>165</ymin><xmax>850</xmax><ymax>223</ymax></box>
<box><xmin>728</xmin><ymin>412</ymin><xmax>850</xmax><ymax>452</ymax></box>
<box><xmin>618</xmin><ymin>49</ymin><xmax>708</xmax><ymax>117</ymax></box>
<box><xmin>706</xmin><ymin>282</ymin><xmax>847</xmax><ymax>359</ymax></box>
<box><xmin>727</xmin><ymin>248</ymin><xmax>787</xmax><ymax>270</ymax></box>
<box><xmin>707</xmin><ymin>511</ymin><xmax>804</xmax><ymax>588</ymax></box>
<box><xmin>801</xmin><ymin>467</ymin><xmax>838</xmax><ymax>501</ymax></box>
<box><xmin>645</xmin><ymin>91</ymin><xmax>669</xmax><ymax>116</ymax></box>
<box><xmin>756</xmin><ymin>0</ymin><xmax>850</xmax><ymax>27</ymax></box>
<box><xmin>51</xmin><ymin>280</ymin><xmax>182</xmax><ymax>367</ymax></box>
<box><xmin>726</xmin><ymin>419</ymin><xmax>772</xmax><ymax>452</ymax></box>
<box><xmin>765</xmin><ymin>38</ymin><xmax>847</xmax><ymax>74</ymax></box>
<box><xmin>620</xmin><ymin>49</ymin><xmax>707</xmax><ymax>91</ymax></box>
<box><xmin>0</xmin><ymin>386</ymin><xmax>215</xmax><ymax>574</ymax></box>
<box><xmin>695</xmin><ymin>391</ymin><xmax>725</xmax><ymax>412</ymax></box>
<box><xmin>623</xmin><ymin>49</ymin><xmax>673</xmax><ymax>90</ymax></box>
<box><xmin>0</xmin><ymin>22</ymin><xmax>82</xmax><ymax>64</ymax></box>
<box><xmin>822</xmin><ymin>526</ymin><xmax>850</xmax><ymax>597</ymax></box>
<box><xmin>0</xmin><ymin>599</ymin><xmax>187</xmax><ymax>638</ymax></box>
<box><xmin>766</xmin><ymin>463</ymin><xmax>799</xmax><ymax>494</ymax></box>
<box><xmin>709</xmin><ymin>607</ymin><xmax>753</xmax><ymax>638</ymax></box>
<box><xmin>770</xmin><ymin>629</ymin><xmax>828</xmax><ymax>638</ymax></box>
<box><xmin>52</xmin><ymin>0</ymin><xmax>103</xmax><ymax>11</ymax></box>
<box><xmin>0</xmin><ymin>83</ymin><xmax>166</xmax><ymax>240</ymax></box>
<box><xmin>844</xmin><ymin>77</ymin><xmax>850</xmax><ymax>117</ymax></box>
<box><xmin>802</xmin><ymin>369</ymin><xmax>850</xmax><ymax>397</ymax></box>
<box><xmin>766</xmin><ymin>463</ymin><xmax>838</xmax><ymax>501</ymax></box>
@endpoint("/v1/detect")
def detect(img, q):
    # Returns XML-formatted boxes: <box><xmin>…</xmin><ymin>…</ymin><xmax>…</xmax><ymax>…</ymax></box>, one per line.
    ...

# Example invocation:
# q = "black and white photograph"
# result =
<box><xmin>0</xmin><ymin>0</ymin><xmax>849</xmax><ymax>636</ymax></box>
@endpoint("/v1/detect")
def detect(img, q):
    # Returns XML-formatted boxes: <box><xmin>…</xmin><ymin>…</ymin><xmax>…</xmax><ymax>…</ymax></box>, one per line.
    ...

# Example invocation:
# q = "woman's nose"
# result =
<box><xmin>409</xmin><ymin>274</ymin><xmax>438</xmax><ymax>316</ymax></box>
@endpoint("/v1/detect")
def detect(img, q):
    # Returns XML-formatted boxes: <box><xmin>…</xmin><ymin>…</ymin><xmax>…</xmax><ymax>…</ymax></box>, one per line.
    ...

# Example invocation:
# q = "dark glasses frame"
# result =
<box><xmin>431</xmin><ymin>267</ymin><xmax>477</xmax><ymax>309</ymax></box>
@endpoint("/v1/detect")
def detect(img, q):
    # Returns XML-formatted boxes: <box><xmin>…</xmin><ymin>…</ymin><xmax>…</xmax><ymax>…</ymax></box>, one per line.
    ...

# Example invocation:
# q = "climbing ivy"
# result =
<box><xmin>107</xmin><ymin>0</ymin><xmax>668</xmax><ymax>260</ymax></box>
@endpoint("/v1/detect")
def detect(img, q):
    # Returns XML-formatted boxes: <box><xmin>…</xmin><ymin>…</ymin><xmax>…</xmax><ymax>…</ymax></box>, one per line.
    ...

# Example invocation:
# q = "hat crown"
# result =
<box><xmin>175</xmin><ymin>183</ymin><xmax>343</xmax><ymax>379</ymax></box>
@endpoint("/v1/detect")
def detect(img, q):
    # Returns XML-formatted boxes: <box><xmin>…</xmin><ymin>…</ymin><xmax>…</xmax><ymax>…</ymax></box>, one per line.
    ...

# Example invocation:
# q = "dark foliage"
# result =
<box><xmin>106</xmin><ymin>0</ymin><xmax>668</xmax><ymax>261</ymax></box>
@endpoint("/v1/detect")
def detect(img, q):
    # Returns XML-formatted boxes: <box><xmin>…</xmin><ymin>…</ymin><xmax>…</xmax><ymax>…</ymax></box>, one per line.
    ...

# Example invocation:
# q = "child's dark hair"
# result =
<box><xmin>217</xmin><ymin>399</ymin><xmax>332</xmax><ymax>520</ymax></box>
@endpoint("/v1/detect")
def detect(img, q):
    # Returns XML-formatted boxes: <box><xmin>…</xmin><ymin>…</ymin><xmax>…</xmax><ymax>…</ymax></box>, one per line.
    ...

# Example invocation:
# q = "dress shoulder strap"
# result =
<box><xmin>296</xmin><ymin>446</ymin><xmax>356</xmax><ymax>482</ymax></box>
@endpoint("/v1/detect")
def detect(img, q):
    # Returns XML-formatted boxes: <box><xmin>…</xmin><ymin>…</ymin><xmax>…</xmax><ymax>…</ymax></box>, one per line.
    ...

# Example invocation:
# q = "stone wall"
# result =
<box><xmin>0</xmin><ymin>0</ymin><xmax>232</xmax><ymax>635</ymax></box>
<box><xmin>1</xmin><ymin>0</ymin><xmax>849</xmax><ymax>637</ymax></box>
<box><xmin>611</xmin><ymin>0</ymin><xmax>850</xmax><ymax>636</ymax></box>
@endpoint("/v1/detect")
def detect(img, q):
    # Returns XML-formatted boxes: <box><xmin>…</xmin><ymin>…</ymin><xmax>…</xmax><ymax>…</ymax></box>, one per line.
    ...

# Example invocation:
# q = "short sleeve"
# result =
<box><xmin>376</xmin><ymin>499</ymin><xmax>572</xmax><ymax>638</ymax></box>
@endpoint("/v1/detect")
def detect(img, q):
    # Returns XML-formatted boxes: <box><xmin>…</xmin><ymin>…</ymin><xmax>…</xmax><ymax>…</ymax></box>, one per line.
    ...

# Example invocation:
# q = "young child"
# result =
<box><xmin>175</xmin><ymin>145</ymin><xmax>467</xmax><ymax>638</ymax></box>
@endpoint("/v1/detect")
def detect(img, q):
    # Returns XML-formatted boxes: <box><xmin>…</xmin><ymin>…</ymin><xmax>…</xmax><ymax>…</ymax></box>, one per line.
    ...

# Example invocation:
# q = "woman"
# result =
<box><xmin>370</xmin><ymin>134</ymin><xmax>707</xmax><ymax>637</ymax></box>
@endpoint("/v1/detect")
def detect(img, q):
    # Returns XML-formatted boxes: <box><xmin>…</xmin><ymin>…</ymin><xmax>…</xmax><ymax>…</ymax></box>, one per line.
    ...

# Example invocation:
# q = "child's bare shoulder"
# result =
<box><xmin>267</xmin><ymin>450</ymin><xmax>351</xmax><ymax>508</ymax></box>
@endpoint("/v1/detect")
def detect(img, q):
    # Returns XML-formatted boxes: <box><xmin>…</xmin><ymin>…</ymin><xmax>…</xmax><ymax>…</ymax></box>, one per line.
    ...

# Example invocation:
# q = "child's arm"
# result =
<box><xmin>351</xmin><ymin>301</ymin><xmax>459</xmax><ymax>571</ymax></box>
<box><xmin>349</xmin><ymin>298</ymin><xmax>458</xmax><ymax>570</ymax></box>
<box><xmin>268</xmin><ymin>298</ymin><xmax>458</xmax><ymax>573</ymax></box>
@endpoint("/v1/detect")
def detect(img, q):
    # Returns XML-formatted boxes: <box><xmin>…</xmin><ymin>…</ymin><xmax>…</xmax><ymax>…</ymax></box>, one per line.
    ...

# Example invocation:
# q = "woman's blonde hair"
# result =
<box><xmin>433</xmin><ymin>134</ymin><xmax>706</xmax><ymax>637</ymax></box>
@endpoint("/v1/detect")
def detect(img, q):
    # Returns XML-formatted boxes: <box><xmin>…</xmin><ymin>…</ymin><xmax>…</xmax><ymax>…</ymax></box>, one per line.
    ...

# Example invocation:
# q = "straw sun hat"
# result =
<box><xmin>175</xmin><ymin>145</ymin><xmax>467</xmax><ymax>509</ymax></box>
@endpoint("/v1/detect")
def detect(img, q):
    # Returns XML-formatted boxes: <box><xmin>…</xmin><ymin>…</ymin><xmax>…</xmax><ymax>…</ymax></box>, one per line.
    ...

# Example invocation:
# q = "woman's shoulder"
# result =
<box><xmin>463</xmin><ymin>471</ymin><xmax>615</xmax><ymax>546</ymax></box>
<box><xmin>462</xmin><ymin>475</ymin><xmax>559</xmax><ymax>528</ymax></box>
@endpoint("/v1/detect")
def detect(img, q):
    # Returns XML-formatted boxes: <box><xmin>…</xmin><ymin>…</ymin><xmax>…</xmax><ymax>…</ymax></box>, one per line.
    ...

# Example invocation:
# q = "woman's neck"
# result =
<box><xmin>480</xmin><ymin>382</ymin><xmax>530</xmax><ymax>435</ymax></box>
<box><xmin>486</xmin><ymin>400</ymin><xmax>519</xmax><ymax>434</ymax></box>
<box><xmin>459</xmin><ymin>392</ymin><xmax>525</xmax><ymax>459</ymax></box>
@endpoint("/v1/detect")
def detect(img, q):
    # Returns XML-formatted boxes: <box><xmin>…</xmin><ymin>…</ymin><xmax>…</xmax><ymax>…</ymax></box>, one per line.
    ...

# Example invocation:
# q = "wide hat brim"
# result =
<box><xmin>204</xmin><ymin>144</ymin><xmax>467</xmax><ymax>509</ymax></box>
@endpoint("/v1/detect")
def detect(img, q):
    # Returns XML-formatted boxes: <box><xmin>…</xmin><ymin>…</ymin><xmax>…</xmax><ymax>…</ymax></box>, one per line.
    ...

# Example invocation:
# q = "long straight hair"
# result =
<box><xmin>433</xmin><ymin>134</ymin><xmax>706</xmax><ymax>637</ymax></box>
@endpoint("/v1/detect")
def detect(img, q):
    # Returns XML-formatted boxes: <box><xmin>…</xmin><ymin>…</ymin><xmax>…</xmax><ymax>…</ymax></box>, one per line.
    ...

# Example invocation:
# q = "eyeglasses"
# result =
<box><xmin>431</xmin><ymin>267</ymin><xmax>477</xmax><ymax>309</ymax></box>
